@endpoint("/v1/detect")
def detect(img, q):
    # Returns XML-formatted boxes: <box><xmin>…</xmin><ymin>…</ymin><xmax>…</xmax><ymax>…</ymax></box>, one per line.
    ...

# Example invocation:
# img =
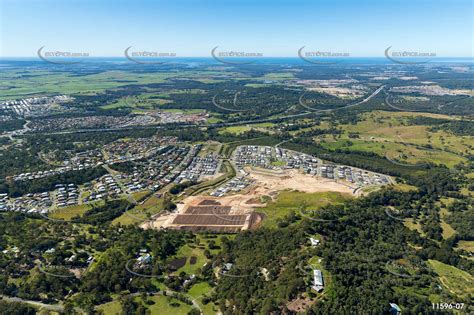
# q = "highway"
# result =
<box><xmin>22</xmin><ymin>85</ymin><xmax>386</xmax><ymax>136</ymax></box>
<box><xmin>299</xmin><ymin>85</ymin><xmax>385</xmax><ymax>112</ymax></box>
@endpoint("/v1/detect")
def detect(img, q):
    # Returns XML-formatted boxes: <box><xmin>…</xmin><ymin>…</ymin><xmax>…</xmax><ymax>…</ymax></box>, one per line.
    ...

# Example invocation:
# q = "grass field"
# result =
<box><xmin>96</xmin><ymin>294</ymin><xmax>195</xmax><ymax>315</ymax></box>
<box><xmin>271</xmin><ymin>160</ymin><xmax>286</xmax><ymax>167</ymax></box>
<box><xmin>187</xmin><ymin>282</ymin><xmax>218</xmax><ymax>315</ymax></box>
<box><xmin>321</xmin><ymin>138</ymin><xmax>465</xmax><ymax>168</ymax></box>
<box><xmin>313</xmin><ymin>111</ymin><xmax>472</xmax><ymax>168</ymax></box>
<box><xmin>188</xmin><ymin>282</ymin><xmax>213</xmax><ymax>298</ymax></box>
<box><xmin>423</xmin><ymin>198</ymin><xmax>459</xmax><ymax>241</ymax></box>
<box><xmin>101</xmin><ymin>97</ymin><xmax>140</xmax><ymax>110</ymax></box>
<box><xmin>456</xmin><ymin>240</ymin><xmax>474</xmax><ymax>253</ymax></box>
<box><xmin>259</xmin><ymin>191</ymin><xmax>352</xmax><ymax>228</ymax></box>
<box><xmin>101</xmin><ymin>93</ymin><xmax>175</xmax><ymax>110</ymax></box>
<box><xmin>198</xmin><ymin>141</ymin><xmax>222</xmax><ymax>157</ymax></box>
<box><xmin>0</xmin><ymin>70</ymin><xmax>177</xmax><ymax>100</ymax></box>
<box><xmin>253</xmin><ymin>122</ymin><xmax>275</xmax><ymax>128</ymax></box>
<box><xmin>393</xmin><ymin>183</ymin><xmax>418</xmax><ymax>192</ymax></box>
<box><xmin>428</xmin><ymin>259</ymin><xmax>474</xmax><ymax>299</ymax></box>
<box><xmin>112</xmin><ymin>195</ymin><xmax>164</xmax><ymax>225</ymax></box>
<box><xmin>403</xmin><ymin>218</ymin><xmax>423</xmax><ymax>235</ymax></box>
<box><xmin>218</xmin><ymin>123</ymin><xmax>275</xmax><ymax>135</ymax></box>
<box><xmin>197</xmin><ymin>234</ymin><xmax>234</xmax><ymax>256</ymax></box>
<box><xmin>175</xmin><ymin>244</ymin><xmax>208</xmax><ymax>275</ymax></box>
<box><xmin>132</xmin><ymin>190</ymin><xmax>152</xmax><ymax>202</ymax></box>
<box><xmin>162</xmin><ymin>108</ymin><xmax>204</xmax><ymax>114</ymax></box>
<box><xmin>48</xmin><ymin>203</ymin><xmax>96</xmax><ymax>220</ymax></box>
<box><xmin>1</xmin><ymin>69</ymin><xmax>239</xmax><ymax>101</ymax></box>
<box><xmin>218</xmin><ymin>125</ymin><xmax>253</xmax><ymax>135</ymax></box>
<box><xmin>439</xmin><ymin>208</ymin><xmax>457</xmax><ymax>239</ymax></box>
<box><xmin>96</xmin><ymin>299</ymin><xmax>122</xmax><ymax>314</ymax></box>
<box><xmin>259</xmin><ymin>72</ymin><xmax>296</xmax><ymax>81</ymax></box>
<box><xmin>206</xmin><ymin>117</ymin><xmax>223</xmax><ymax>124</ymax></box>
<box><xmin>145</xmin><ymin>295</ymin><xmax>195</xmax><ymax>315</ymax></box>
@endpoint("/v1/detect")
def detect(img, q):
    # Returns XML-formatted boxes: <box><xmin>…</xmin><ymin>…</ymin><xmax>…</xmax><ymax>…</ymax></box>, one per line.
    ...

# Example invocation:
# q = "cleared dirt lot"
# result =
<box><xmin>246</xmin><ymin>168</ymin><xmax>356</xmax><ymax>195</ymax></box>
<box><xmin>143</xmin><ymin>167</ymin><xmax>359</xmax><ymax>231</ymax></box>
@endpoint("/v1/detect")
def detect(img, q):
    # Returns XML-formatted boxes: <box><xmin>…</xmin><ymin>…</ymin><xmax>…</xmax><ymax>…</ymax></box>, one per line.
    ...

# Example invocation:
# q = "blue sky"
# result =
<box><xmin>1</xmin><ymin>0</ymin><xmax>472</xmax><ymax>57</ymax></box>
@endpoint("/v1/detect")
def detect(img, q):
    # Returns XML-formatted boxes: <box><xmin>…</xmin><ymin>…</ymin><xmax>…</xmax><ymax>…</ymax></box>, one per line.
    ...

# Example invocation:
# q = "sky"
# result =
<box><xmin>0</xmin><ymin>0</ymin><xmax>472</xmax><ymax>58</ymax></box>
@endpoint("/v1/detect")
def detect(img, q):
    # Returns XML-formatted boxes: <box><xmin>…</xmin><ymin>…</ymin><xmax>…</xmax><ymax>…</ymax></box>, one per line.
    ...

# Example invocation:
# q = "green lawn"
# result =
<box><xmin>259</xmin><ymin>72</ymin><xmax>295</xmax><ymax>80</ymax></box>
<box><xmin>440</xmin><ymin>220</ymin><xmax>457</xmax><ymax>240</ymax></box>
<box><xmin>270</xmin><ymin>160</ymin><xmax>286</xmax><ymax>167</ymax></box>
<box><xmin>198</xmin><ymin>141</ymin><xmax>222</xmax><ymax>157</ymax></box>
<box><xmin>197</xmin><ymin>234</ymin><xmax>234</xmax><ymax>256</ymax></box>
<box><xmin>188</xmin><ymin>282</ymin><xmax>213</xmax><ymax>298</ymax></box>
<box><xmin>403</xmin><ymin>218</ymin><xmax>423</xmax><ymax>235</ymax></box>
<box><xmin>0</xmin><ymin>70</ymin><xmax>176</xmax><ymax>100</ymax></box>
<box><xmin>96</xmin><ymin>294</ymin><xmax>196</xmax><ymax>315</ymax></box>
<box><xmin>218</xmin><ymin>123</ymin><xmax>275</xmax><ymax>135</ymax></box>
<box><xmin>456</xmin><ymin>240</ymin><xmax>474</xmax><ymax>253</ymax></box>
<box><xmin>218</xmin><ymin>125</ymin><xmax>253</xmax><ymax>135</ymax></box>
<box><xmin>308</xmin><ymin>255</ymin><xmax>324</xmax><ymax>270</ymax></box>
<box><xmin>188</xmin><ymin>282</ymin><xmax>218</xmax><ymax>315</ymax></box>
<box><xmin>259</xmin><ymin>191</ymin><xmax>352</xmax><ymax>228</ymax></box>
<box><xmin>163</xmin><ymin>108</ymin><xmax>204</xmax><ymax>114</ymax></box>
<box><xmin>112</xmin><ymin>195</ymin><xmax>164</xmax><ymax>225</ymax></box>
<box><xmin>321</xmin><ymin>138</ymin><xmax>464</xmax><ymax>168</ymax></box>
<box><xmin>315</xmin><ymin>111</ymin><xmax>472</xmax><ymax>168</ymax></box>
<box><xmin>438</xmin><ymin>207</ymin><xmax>457</xmax><ymax>240</ymax></box>
<box><xmin>175</xmin><ymin>244</ymin><xmax>208</xmax><ymax>275</ymax></box>
<box><xmin>144</xmin><ymin>295</ymin><xmax>195</xmax><ymax>315</ymax></box>
<box><xmin>101</xmin><ymin>93</ymin><xmax>174</xmax><ymax>110</ymax></box>
<box><xmin>48</xmin><ymin>203</ymin><xmax>94</xmax><ymax>220</ymax></box>
<box><xmin>132</xmin><ymin>190</ymin><xmax>152</xmax><ymax>202</ymax></box>
<box><xmin>428</xmin><ymin>259</ymin><xmax>474</xmax><ymax>299</ymax></box>
<box><xmin>96</xmin><ymin>299</ymin><xmax>122</xmax><ymax>315</ymax></box>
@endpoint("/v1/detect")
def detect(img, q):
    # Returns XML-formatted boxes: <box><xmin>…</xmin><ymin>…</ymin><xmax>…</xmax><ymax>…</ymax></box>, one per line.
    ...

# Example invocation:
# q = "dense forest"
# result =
<box><xmin>210</xmin><ymin>170</ymin><xmax>473</xmax><ymax>314</ymax></box>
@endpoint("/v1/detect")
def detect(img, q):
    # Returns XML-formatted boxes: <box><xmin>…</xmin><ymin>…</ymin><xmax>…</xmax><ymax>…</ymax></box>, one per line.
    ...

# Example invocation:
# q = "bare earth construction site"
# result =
<box><xmin>144</xmin><ymin>145</ymin><xmax>392</xmax><ymax>232</ymax></box>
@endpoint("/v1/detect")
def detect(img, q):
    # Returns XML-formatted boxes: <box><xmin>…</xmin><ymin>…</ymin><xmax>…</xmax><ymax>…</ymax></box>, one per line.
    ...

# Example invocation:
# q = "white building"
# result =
<box><xmin>311</xmin><ymin>269</ymin><xmax>324</xmax><ymax>292</ymax></box>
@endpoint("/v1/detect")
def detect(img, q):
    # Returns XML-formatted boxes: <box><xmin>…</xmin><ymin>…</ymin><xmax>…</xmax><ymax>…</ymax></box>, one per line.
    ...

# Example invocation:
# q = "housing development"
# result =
<box><xmin>0</xmin><ymin>139</ymin><xmax>390</xmax><ymax>217</ymax></box>
<box><xmin>0</xmin><ymin>1</ymin><xmax>472</xmax><ymax>313</ymax></box>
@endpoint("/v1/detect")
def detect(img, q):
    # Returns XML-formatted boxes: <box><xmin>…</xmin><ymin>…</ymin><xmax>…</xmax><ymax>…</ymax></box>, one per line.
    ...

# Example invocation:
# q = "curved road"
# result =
<box><xmin>299</xmin><ymin>85</ymin><xmax>385</xmax><ymax>112</ymax></box>
<box><xmin>383</xmin><ymin>90</ymin><xmax>422</xmax><ymax>112</ymax></box>
<box><xmin>212</xmin><ymin>93</ymin><xmax>246</xmax><ymax>112</ymax></box>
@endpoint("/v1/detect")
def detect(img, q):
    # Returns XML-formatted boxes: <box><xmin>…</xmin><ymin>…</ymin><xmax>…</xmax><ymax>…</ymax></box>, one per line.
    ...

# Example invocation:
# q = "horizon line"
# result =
<box><xmin>1</xmin><ymin>56</ymin><xmax>473</xmax><ymax>59</ymax></box>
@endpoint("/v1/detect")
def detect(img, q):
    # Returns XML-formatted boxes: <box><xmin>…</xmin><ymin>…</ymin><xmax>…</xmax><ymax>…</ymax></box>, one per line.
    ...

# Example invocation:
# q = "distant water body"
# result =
<box><xmin>0</xmin><ymin>57</ymin><xmax>472</xmax><ymax>66</ymax></box>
